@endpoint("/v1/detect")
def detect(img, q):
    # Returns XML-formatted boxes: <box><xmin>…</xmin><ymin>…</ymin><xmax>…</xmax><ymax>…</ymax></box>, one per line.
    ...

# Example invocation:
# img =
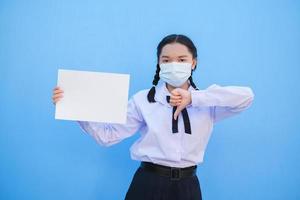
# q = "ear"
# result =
<box><xmin>192</xmin><ymin>59</ymin><xmax>197</xmax><ymax>70</ymax></box>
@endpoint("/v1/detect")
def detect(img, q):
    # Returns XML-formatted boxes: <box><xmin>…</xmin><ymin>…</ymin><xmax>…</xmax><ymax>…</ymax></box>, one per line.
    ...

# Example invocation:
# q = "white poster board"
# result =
<box><xmin>55</xmin><ymin>69</ymin><xmax>130</xmax><ymax>124</ymax></box>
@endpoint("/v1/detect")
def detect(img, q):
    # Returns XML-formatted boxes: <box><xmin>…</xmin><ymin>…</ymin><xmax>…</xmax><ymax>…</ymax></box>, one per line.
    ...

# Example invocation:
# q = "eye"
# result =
<box><xmin>162</xmin><ymin>60</ymin><xmax>169</xmax><ymax>63</ymax></box>
<box><xmin>179</xmin><ymin>59</ymin><xmax>186</xmax><ymax>62</ymax></box>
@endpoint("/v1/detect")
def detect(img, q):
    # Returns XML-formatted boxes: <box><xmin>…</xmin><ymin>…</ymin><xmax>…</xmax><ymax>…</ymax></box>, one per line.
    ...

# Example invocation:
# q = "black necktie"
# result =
<box><xmin>166</xmin><ymin>96</ymin><xmax>192</xmax><ymax>134</ymax></box>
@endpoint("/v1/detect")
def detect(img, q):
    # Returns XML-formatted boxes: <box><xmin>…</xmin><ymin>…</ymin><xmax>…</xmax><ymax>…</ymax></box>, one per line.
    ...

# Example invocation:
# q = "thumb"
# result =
<box><xmin>174</xmin><ymin>104</ymin><xmax>185</xmax><ymax>120</ymax></box>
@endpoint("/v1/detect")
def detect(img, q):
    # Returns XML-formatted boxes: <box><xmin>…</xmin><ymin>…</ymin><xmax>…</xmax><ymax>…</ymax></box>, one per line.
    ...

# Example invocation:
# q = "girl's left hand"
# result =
<box><xmin>170</xmin><ymin>88</ymin><xmax>192</xmax><ymax>120</ymax></box>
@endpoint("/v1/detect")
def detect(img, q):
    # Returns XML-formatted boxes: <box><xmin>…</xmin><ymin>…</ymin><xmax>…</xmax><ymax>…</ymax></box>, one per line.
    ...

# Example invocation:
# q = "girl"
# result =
<box><xmin>52</xmin><ymin>34</ymin><xmax>254</xmax><ymax>200</ymax></box>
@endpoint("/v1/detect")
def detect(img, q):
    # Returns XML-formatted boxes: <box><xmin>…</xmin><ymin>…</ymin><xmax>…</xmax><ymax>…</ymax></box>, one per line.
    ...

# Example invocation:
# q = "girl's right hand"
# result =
<box><xmin>52</xmin><ymin>86</ymin><xmax>64</xmax><ymax>105</ymax></box>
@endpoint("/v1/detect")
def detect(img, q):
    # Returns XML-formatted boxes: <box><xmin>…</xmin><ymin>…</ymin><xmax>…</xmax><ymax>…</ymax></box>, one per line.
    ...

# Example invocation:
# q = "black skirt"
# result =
<box><xmin>124</xmin><ymin>165</ymin><xmax>202</xmax><ymax>200</ymax></box>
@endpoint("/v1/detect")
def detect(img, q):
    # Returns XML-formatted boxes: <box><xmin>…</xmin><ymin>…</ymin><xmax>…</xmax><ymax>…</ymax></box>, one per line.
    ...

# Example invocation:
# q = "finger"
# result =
<box><xmin>170</xmin><ymin>102</ymin><xmax>177</xmax><ymax>106</ymax></box>
<box><xmin>53</xmin><ymin>86</ymin><xmax>60</xmax><ymax>91</ymax></box>
<box><xmin>53</xmin><ymin>93</ymin><xmax>63</xmax><ymax>99</ymax></box>
<box><xmin>174</xmin><ymin>104</ymin><xmax>186</xmax><ymax>120</ymax></box>
<box><xmin>53</xmin><ymin>95</ymin><xmax>63</xmax><ymax>100</ymax></box>
<box><xmin>170</xmin><ymin>99</ymin><xmax>181</xmax><ymax>104</ymax></box>
<box><xmin>170</xmin><ymin>95</ymin><xmax>181</xmax><ymax>100</ymax></box>
<box><xmin>169</xmin><ymin>99</ymin><xmax>181</xmax><ymax>106</ymax></box>
<box><xmin>53</xmin><ymin>90</ymin><xmax>64</xmax><ymax>94</ymax></box>
<box><xmin>176</xmin><ymin>102</ymin><xmax>182</xmax><ymax>106</ymax></box>
<box><xmin>174</xmin><ymin>107</ymin><xmax>181</xmax><ymax>120</ymax></box>
<box><xmin>52</xmin><ymin>97</ymin><xmax>63</xmax><ymax>103</ymax></box>
<box><xmin>170</xmin><ymin>102</ymin><xmax>181</xmax><ymax>107</ymax></box>
<box><xmin>170</xmin><ymin>97</ymin><xmax>182</xmax><ymax>103</ymax></box>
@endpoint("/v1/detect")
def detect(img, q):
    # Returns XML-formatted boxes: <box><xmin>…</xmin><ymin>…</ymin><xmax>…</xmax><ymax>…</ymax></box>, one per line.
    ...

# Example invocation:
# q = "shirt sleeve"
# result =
<box><xmin>76</xmin><ymin>96</ymin><xmax>144</xmax><ymax>147</ymax></box>
<box><xmin>190</xmin><ymin>84</ymin><xmax>254</xmax><ymax>123</ymax></box>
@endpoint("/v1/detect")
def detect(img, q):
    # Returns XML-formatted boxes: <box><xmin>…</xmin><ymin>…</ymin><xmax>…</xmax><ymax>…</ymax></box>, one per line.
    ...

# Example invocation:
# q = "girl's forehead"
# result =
<box><xmin>160</xmin><ymin>43</ymin><xmax>192</xmax><ymax>57</ymax></box>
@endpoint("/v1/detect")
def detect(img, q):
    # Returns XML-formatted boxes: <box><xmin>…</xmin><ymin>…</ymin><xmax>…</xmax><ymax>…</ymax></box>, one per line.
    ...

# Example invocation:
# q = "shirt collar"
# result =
<box><xmin>154</xmin><ymin>81</ymin><xmax>196</xmax><ymax>108</ymax></box>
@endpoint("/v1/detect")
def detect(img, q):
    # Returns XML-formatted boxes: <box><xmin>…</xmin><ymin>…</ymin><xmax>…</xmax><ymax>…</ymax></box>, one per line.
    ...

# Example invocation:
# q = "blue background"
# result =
<box><xmin>1</xmin><ymin>0</ymin><xmax>299</xmax><ymax>199</ymax></box>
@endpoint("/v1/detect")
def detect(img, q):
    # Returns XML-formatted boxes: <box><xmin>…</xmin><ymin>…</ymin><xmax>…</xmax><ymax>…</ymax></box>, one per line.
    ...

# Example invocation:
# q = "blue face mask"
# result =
<box><xmin>159</xmin><ymin>62</ymin><xmax>192</xmax><ymax>87</ymax></box>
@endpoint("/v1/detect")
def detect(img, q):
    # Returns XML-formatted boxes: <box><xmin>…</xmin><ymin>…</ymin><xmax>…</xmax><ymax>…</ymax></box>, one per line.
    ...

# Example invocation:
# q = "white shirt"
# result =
<box><xmin>78</xmin><ymin>81</ymin><xmax>254</xmax><ymax>168</ymax></box>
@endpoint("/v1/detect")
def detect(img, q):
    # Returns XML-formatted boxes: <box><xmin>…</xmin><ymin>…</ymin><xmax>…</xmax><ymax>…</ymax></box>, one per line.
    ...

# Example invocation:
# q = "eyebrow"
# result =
<box><xmin>161</xmin><ymin>55</ymin><xmax>189</xmax><ymax>58</ymax></box>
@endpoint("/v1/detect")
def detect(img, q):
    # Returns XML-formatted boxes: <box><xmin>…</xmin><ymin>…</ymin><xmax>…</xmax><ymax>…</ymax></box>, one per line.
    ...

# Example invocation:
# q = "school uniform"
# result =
<box><xmin>77</xmin><ymin>81</ymin><xmax>254</xmax><ymax>200</ymax></box>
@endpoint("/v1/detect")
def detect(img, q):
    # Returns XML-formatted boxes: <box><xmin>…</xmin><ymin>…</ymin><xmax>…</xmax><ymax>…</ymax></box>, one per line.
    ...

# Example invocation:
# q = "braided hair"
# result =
<box><xmin>147</xmin><ymin>34</ymin><xmax>199</xmax><ymax>103</ymax></box>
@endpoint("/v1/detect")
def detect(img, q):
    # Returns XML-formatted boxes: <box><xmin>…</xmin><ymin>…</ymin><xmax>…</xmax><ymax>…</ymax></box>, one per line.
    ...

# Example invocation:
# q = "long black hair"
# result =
<box><xmin>147</xmin><ymin>34</ymin><xmax>199</xmax><ymax>103</ymax></box>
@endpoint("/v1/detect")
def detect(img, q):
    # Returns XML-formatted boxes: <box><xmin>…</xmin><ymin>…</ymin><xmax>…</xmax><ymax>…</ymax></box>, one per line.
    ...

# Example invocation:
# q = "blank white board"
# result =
<box><xmin>55</xmin><ymin>69</ymin><xmax>130</xmax><ymax>124</ymax></box>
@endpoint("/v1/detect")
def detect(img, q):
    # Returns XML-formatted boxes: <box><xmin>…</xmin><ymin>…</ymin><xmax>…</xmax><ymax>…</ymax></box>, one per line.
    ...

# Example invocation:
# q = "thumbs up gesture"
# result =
<box><xmin>169</xmin><ymin>88</ymin><xmax>192</xmax><ymax>120</ymax></box>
